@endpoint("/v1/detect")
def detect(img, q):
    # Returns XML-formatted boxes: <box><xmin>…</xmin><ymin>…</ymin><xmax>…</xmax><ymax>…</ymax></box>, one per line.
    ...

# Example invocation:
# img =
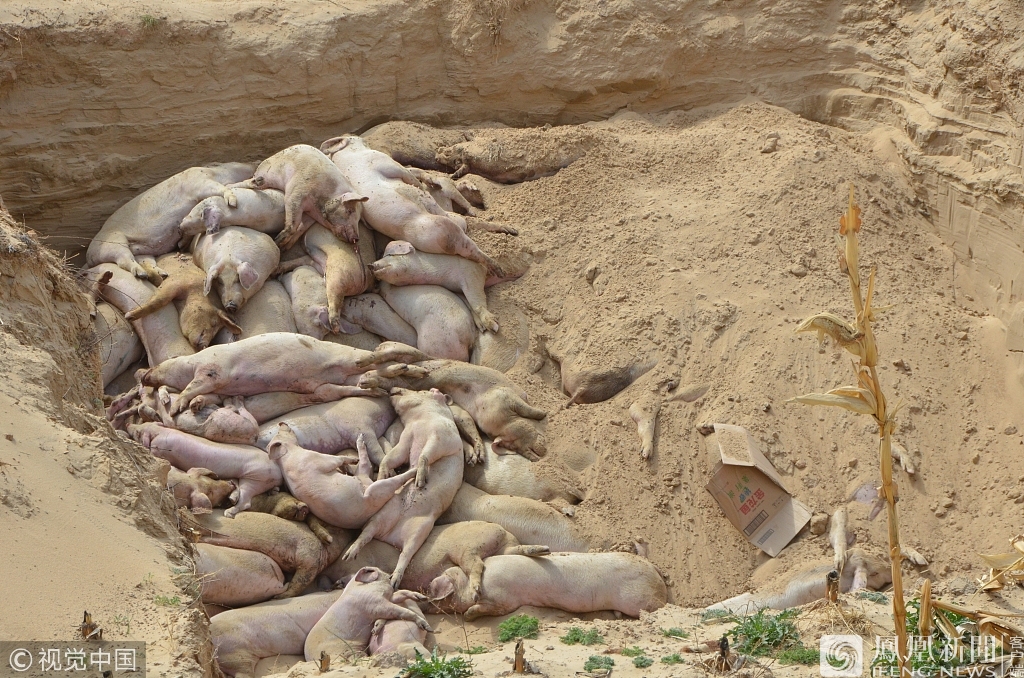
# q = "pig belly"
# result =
<box><xmin>148</xmin><ymin>429</ymin><xmax>269</xmax><ymax>480</ymax></box>
<box><xmin>211</xmin><ymin>591</ymin><xmax>342</xmax><ymax>678</ymax></box>
<box><xmin>480</xmin><ymin>554</ymin><xmax>666</xmax><ymax>617</ymax></box>
<box><xmin>256</xmin><ymin>413</ymin><xmax>343</xmax><ymax>452</ymax></box>
<box><xmin>197</xmin><ymin>544</ymin><xmax>285</xmax><ymax>606</ymax></box>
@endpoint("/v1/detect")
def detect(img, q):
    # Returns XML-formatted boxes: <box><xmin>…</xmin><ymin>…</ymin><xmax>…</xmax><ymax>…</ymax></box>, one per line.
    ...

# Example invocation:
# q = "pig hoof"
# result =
<box><xmin>417</xmin><ymin>619</ymin><xmax>433</xmax><ymax>632</ymax></box>
<box><xmin>223</xmin><ymin>188</ymin><xmax>238</xmax><ymax>208</ymax></box>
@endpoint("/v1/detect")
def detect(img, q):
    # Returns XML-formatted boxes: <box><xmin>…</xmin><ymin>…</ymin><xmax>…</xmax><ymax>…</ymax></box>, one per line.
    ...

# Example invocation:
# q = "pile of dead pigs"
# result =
<box><xmin>83</xmin><ymin>131</ymin><xmax>666</xmax><ymax>673</ymax></box>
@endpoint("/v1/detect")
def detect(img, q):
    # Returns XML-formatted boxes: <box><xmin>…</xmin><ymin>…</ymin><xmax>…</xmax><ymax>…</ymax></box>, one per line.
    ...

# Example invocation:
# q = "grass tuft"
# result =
<box><xmin>621</xmin><ymin>646</ymin><xmax>645</xmax><ymax>657</ymax></box>
<box><xmin>153</xmin><ymin>595</ymin><xmax>181</xmax><ymax>606</ymax></box>
<box><xmin>633</xmin><ymin>655</ymin><xmax>654</xmax><ymax>668</ymax></box>
<box><xmin>701</xmin><ymin>608</ymin><xmax>734</xmax><ymax>623</ymax></box>
<box><xmin>140</xmin><ymin>14</ymin><xmax>159</xmax><ymax>29</ymax></box>
<box><xmin>497</xmin><ymin>614</ymin><xmax>539</xmax><ymax>643</ymax></box>
<box><xmin>583</xmin><ymin>655</ymin><xmax>614</xmax><ymax>672</ymax></box>
<box><xmin>661</xmin><ymin>653</ymin><xmax>685</xmax><ymax>665</ymax></box>
<box><xmin>661</xmin><ymin>626</ymin><xmax>689</xmax><ymax>638</ymax></box>
<box><xmin>560</xmin><ymin>627</ymin><xmax>603</xmax><ymax>646</ymax></box>
<box><xmin>777</xmin><ymin>645</ymin><xmax>820</xmax><ymax>665</ymax></box>
<box><xmin>463</xmin><ymin>646</ymin><xmax>487</xmax><ymax>655</ymax></box>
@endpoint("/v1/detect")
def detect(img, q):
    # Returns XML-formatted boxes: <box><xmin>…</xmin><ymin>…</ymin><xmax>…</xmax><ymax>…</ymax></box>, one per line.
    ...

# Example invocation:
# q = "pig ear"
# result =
<box><xmin>383</xmin><ymin>240</ymin><xmax>415</xmax><ymax>257</ymax></box>
<box><xmin>354</xmin><ymin>567</ymin><xmax>380</xmax><ymax>584</ymax></box>
<box><xmin>202</xmin><ymin>204</ymin><xmax>221</xmax><ymax>232</ymax></box>
<box><xmin>316</xmin><ymin>307</ymin><xmax>332</xmax><ymax>330</ymax></box>
<box><xmin>444</xmin><ymin>393</ymin><xmax>453</xmax><ymax>406</ymax></box>
<box><xmin>219</xmin><ymin>311</ymin><xmax>243</xmax><ymax>336</ymax></box>
<box><xmin>204</xmin><ymin>262</ymin><xmax>224</xmax><ymax>296</ymax></box>
<box><xmin>238</xmin><ymin>262</ymin><xmax>260</xmax><ymax>290</ymax></box>
<box><xmin>320</xmin><ymin>136</ymin><xmax>351</xmax><ymax>155</ymax></box>
<box><xmin>427</xmin><ymin>574</ymin><xmax>456</xmax><ymax>601</ymax></box>
<box><xmin>188</xmin><ymin>468</ymin><xmax>218</xmax><ymax>479</ymax></box>
<box><xmin>343</xmin><ymin>192</ymin><xmax>369</xmax><ymax>205</ymax></box>
<box><xmin>336</xmin><ymin>318</ymin><xmax>362</xmax><ymax>335</ymax></box>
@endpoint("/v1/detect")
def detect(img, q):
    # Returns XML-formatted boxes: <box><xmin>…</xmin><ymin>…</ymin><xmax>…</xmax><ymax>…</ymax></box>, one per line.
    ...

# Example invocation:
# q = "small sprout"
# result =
<box><xmin>661</xmin><ymin>627</ymin><xmax>689</xmax><ymax>638</ymax></box>
<box><xmin>153</xmin><ymin>595</ymin><xmax>181</xmax><ymax>607</ymax></box>
<box><xmin>622</xmin><ymin>646</ymin><xmax>645</xmax><ymax>657</ymax></box>
<box><xmin>112</xmin><ymin>613</ymin><xmax>131</xmax><ymax>636</ymax></box>
<box><xmin>633</xmin><ymin>655</ymin><xmax>654</xmax><ymax>668</ymax></box>
<box><xmin>662</xmin><ymin>653</ymin><xmax>685</xmax><ymax>665</ymax></box>
<box><xmin>140</xmin><ymin>14</ymin><xmax>160</xmax><ymax>29</ymax></box>
<box><xmin>497</xmin><ymin>614</ymin><xmax>539</xmax><ymax>642</ymax></box>
<box><xmin>583</xmin><ymin>655</ymin><xmax>614</xmax><ymax>672</ymax></box>
<box><xmin>560</xmin><ymin>627</ymin><xmax>603</xmax><ymax>646</ymax></box>
<box><xmin>464</xmin><ymin>646</ymin><xmax>487</xmax><ymax>655</ymax></box>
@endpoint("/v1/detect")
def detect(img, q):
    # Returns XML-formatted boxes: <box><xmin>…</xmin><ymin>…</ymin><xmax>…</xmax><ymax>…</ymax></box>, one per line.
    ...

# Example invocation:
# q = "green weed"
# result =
<box><xmin>661</xmin><ymin>627</ymin><xmax>689</xmax><ymax>638</ymax></box>
<box><xmin>497</xmin><ymin>614</ymin><xmax>539</xmax><ymax>643</ymax></box>
<box><xmin>401</xmin><ymin>650</ymin><xmax>473</xmax><ymax>678</ymax></box>
<box><xmin>560</xmin><ymin>627</ymin><xmax>603</xmax><ymax>646</ymax></box>
<box><xmin>777</xmin><ymin>645</ymin><xmax>820</xmax><ymax>665</ymax></box>
<box><xmin>153</xmin><ymin>595</ymin><xmax>181</xmax><ymax>607</ymax></box>
<box><xmin>583</xmin><ymin>655</ymin><xmax>614</xmax><ymax>672</ymax></box>
<box><xmin>633</xmin><ymin>655</ymin><xmax>654</xmax><ymax>668</ymax></box>
<box><xmin>621</xmin><ymin>646</ymin><xmax>645</xmax><ymax>657</ymax></box>
<box><xmin>661</xmin><ymin>653</ymin><xmax>685</xmax><ymax>665</ymax></box>
<box><xmin>726</xmin><ymin>608</ymin><xmax>800</xmax><ymax>657</ymax></box>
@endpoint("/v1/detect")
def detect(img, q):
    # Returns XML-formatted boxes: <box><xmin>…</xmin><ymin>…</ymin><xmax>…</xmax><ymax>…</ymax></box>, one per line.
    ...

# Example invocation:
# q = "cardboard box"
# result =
<box><xmin>705</xmin><ymin>423</ymin><xmax>812</xmax><ymax>556</ymax></box>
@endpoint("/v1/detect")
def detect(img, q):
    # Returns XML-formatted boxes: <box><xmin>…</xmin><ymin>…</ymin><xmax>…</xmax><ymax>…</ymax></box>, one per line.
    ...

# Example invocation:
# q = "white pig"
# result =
<box><xmin>193</xmin><ymin>226</ymin><xmax>280</xmax><ymax>313</ymax></box>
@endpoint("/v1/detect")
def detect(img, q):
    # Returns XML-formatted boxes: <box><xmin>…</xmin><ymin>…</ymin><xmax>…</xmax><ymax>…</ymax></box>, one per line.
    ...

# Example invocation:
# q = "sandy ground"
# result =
<box><xmin>4</xmin><ymin>61</ymin><xmax>1024</xmax><ymax>678</ymax></box>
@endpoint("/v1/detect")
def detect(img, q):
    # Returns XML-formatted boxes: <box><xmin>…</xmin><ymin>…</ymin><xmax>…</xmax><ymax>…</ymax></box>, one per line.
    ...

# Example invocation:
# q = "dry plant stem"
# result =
<box><xmin>844</xmin><ymin>186</ymin><xmax>907</xmax><ymax>676</ymax></box>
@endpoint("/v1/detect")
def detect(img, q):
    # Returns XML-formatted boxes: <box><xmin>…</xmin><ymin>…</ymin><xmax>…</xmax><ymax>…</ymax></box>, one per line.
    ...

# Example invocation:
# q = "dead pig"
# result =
<box><xmin>86</xmin><ymin>162</ymin><xmax>254</xmax><ymax>279</ymax></box>
<box><xmin>87</xmin><ymin>264</ymin><xmax>195</xmax><ymax>365</ymax></box>
<box><xmin>705</xmin><ymin>549</ymin><xmax>891</xmax><ymax>614</ymax></box>
<box><xmin>213</xmin><ymin>279</ymin><xmax>296</xmax><ymax>343</ymax></box>
<box><xmin>341</xmin><ymin>293</ymin><xmax>418</xmax><ymax>347</ymax></box>
<box><xmin>372</xmin><ymin>241</ymin><xmax>512</xmax><ymax>333</ymax></box>
<box><xmin>167</xmin><ymin>467</ymin><xmax>234</xmax><ymax>514</ymax></box>
<box><xmin>123</xmin><ymin>253</ymin><xmax>241</xmax><ymax>350</ymax></box>
<box><xmin>304</xmin><ymin>566</ymin><xmax>431</xmax><ymax>662</ymax></box>
<box><xmin>211</xmin><ymin>590</ymin><xmax>342</xmax><ymax>678</ymax></box>
<box><xmin>281</xmin><ymin>266</ymin><xmax>331</xmax><ymax>340</ymax></box>
<box><xmin>341</xmin><ymin>451</ymin><xmax>464</xmax><ymax>588</ymax></box>
<box><xmin>377</xmin><ymin>388</ymin><xmax>463</xmax><ymax>487</ymax></box>
<box><xmin>358</xmin><ymin>353</ymin><xmax>547</xmax><ymax>458</ymax></box>
<box><xmin>267</xmin><ymin>423</ymin><xmax>416</xmax><ymax>530</ymax></box>
<box><xmin>429</xmin><ymin>552</ymin><xmax>666</xmax><ymax>620</ymax></box>
<box><xmin>141</xmin><ymin>333</ymin><xmax>383</xmax><ymax>415</ymax></box>
<box><xmin>321</xmin><ymin>135</ymin><xmax>503</xmax><ymax>274</ymax></box>
<box><xmin>302</xmin><ymin>222</ymin><xmax>375</xmax><ymax>333</ymax></box>
<box><xmin>321</xmin><ymin>521</ymin><xmax>549</xmax><ymax>601</ymax></box>
<box><xmin>439</xmin><ymin>483</ymin><xmax>589</xmax><ymax>553</ymax></box>
<box><xmin>230</xmin><ymin>144</ymin><xmax>368</xmax><ymax>249</ymax></box>
<box><xmin>196</xmin><ymin>543</ymin><xmax>286</xmax><ymax>606</ymax></box>
<box><xmin>93</xmin><ymin>301</ymin><xmax>144</xmax><ymax>388</ymax></box>
<box><xmin>192</xmin><ymin>226</ymin><xmax>280</xmax><ymax>313</ymax></box>
<box><xmin>368</xmin><ymin>597</ymin><xmax>430</xmax><ymax>661</ymax></box>
<box><xmin>253</xmin><ymin>396</ymin><xmax>395</xmax><ymax>464</ymax></box>
<box><xmin>129</xmin><ymin>422</ymin><xmax>280</xmax><ymax>517</ymax></box>
<box><xmin>180</xmin><ymin>187</ymin><xmax>286</xmax><ymax>238</ymax></box>
<box><xmin>194</xmin><ymin>510</ymin><xmax>349</xmax><ymax>599</ymax></box>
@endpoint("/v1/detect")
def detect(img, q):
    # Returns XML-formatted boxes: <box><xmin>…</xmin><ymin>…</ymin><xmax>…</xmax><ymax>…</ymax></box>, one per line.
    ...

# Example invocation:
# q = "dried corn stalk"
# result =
<box><xmin>790</xmin><ymin>185</ymin><xmax>909</xmax><ymax>676</ymax></box>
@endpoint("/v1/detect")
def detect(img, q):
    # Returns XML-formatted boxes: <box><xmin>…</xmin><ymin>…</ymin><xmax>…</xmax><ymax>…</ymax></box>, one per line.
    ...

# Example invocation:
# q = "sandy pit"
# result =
<box><xmin>2</xmin><ymin>0</ymin><xmax>1024</xmax><ymax>676</ymax></box>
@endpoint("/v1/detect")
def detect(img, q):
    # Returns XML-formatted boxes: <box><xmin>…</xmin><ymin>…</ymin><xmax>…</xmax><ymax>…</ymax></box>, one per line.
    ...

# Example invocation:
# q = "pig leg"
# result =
<box><xmin>414</xmin><ymin>437</ymin><xmax>448</xmax><ymax>488</ymax></box>
<box><xmin>136</xmin><ymin>255</ymin><xmax>168</xmax><ymax>284</ymax></box>
<box><xmin>274</xmin><ymin>255</ymin><xmax>315</xmax><ymax>277</ymax></box>
<box><xmin>462</xmin><ymin>286</ymin><xmax>499</xmax><ymax>334</ymax></box>
<box><xmin>464</xmin><ymin>215</ymin><xmax>518</xmax><ymax>237</ymax></box>
<box><xmin>370</xmin><ymin>599</ymin><xmax>433</xmax><ymax>632</ymax></box>
<box><xmin>276</xmin><ymin>192</ymin><xmax>318</xmax><ymax>250</ymax></box>
<box><xmin>171</xmin><ymin>368</ymin><xmax>225</xmax><ymax>415</ymax></box>
<box><xmin>510</xmin><ymin>397</ymin><xmax>548</xmax><ymax>421</ymax></box>
<box><xmin>503</xmin><ymin>545</ymin><xmax>551</xmax><ymax>557</ymax></box>
<box><xmin>444</xmin><ymin>227</ymin><xmax>504</xmax><ymax>277</ymax></box>
<box><xmin>464</xmin><ymin>600</ymin><xmax>510</xmax><ymax>622</ymax></box>
<box><xmin>124</xmin><ymin>281</ymin><xmax>185</xmax><ymax>321</ymax></box>
<box><xmin>389</xmin><ymin>517</ymin><xmax>435</xmax><ymax>589</ymax></box>
<box><xmin>450</xmin><ymin>405</ymin><xmax>484</xmax><ymax>465</ymax></box>
<box><xmin>224</xmin><ymin>478</ymin><xmax>265</xmax><ymax>518</ymax></box>
<box><xmin>91</xmin><ymin>233</ymin><xmax>150</xmax><ymax>279</ymax></box>
<box><xmin>307</xmin><ymin>515</ymin><xmax>334</xmax><ymax>545</ymax></box>
<box><xmin>377</xmin><ymin>434</ymin><xmax>413</xmax><ymax>481</ymax></box>
<box><xmin>356</xmin><ymin>343</ymin><xmax>430</xmax><ymax>368</ymax></box>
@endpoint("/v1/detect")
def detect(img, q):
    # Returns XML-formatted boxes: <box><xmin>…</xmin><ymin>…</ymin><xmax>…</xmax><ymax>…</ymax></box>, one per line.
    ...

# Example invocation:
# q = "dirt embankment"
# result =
<box><xmin>0</xmin><ymin>206</ymin><xmax>216</xmax><ymax>676</ymax></box>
